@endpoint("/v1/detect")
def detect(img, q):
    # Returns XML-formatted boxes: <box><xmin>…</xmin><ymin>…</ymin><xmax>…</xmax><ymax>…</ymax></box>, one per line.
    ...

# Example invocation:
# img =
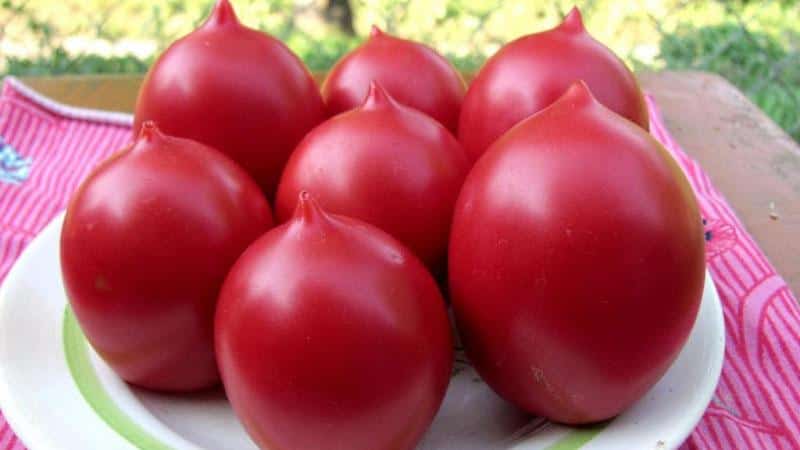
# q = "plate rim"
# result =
<box><xmin>0</xmin><ymin>212</ymin><xmax>726</xmax><ymax>450</ymax></box>
<box><xmin>665</xmin><ymin>270</ymin><xmax>725</xmax><ymax>448</ymax></box>
<box><xmin>0</xmin><ymin>212</ymin><xmax>72</xmax><ymax>450</ymax></box>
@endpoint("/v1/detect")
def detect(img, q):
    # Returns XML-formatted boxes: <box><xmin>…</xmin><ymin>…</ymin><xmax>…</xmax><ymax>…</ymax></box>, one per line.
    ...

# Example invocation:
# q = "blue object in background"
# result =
<box><xmin>0</xmin><ymin>136</ymin><xmax>32</xmax><ymax>184</ymax></box>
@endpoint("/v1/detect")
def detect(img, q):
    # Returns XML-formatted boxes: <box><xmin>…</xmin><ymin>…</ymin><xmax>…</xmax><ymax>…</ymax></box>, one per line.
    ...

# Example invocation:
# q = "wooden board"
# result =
<box><xmin>14</xmin><ymin>71</ymin><xmax>800</xmax><ymax>296</ymax></box>
<box><xmin>639</xmin><ymin>71</ymin><xmax>799</xmax><ymax>297</ymax></box>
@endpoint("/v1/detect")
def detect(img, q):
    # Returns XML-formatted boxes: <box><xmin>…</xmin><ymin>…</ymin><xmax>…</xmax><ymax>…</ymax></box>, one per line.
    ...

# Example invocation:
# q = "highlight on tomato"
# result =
<box><xmin>61</xmin><ymin>122</ymin><xmax>273</xmax><ymax>392</ymax></box>
<box><xmin>449</xmin><ymin>81</ymin><xmax>704</xmax><ymax>424</ymax></box>
<box><xmin>276</xmin><ymin>81</ymin><xmax>469</xmax><ymax>275</ymax></box>
<box><xmin>322</xmin><ymin>25</ymin><xmax>465</xmax><ymax>133</ymax></box>
<box><xmin>458</xmin><ymin>7</ymin><xmax>649</xmax><ymax>162</ymax></box>
<box><xmin>134</xmin><ymin>0</ymin><xmax>326</xmax><ymax>199</ymax></box>
<box><xmin>216</xmin><ymin>192</ymin><xmax>453</xmax><ymax>450</ymax></box>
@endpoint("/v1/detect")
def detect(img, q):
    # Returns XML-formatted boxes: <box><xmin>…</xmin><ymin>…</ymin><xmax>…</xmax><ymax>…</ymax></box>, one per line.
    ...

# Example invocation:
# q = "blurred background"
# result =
<box><xmin>1</xmin><ymin>0</ymin><xmax>798</xmax><ymax>140</ymax></box>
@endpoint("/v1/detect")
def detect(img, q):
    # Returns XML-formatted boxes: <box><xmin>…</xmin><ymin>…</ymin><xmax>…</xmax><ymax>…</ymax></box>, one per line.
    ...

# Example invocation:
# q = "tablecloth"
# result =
<box><xmin>0</xmin><ymin>76</ymin><xmax>798</xmax><ymax>450</ymax></box>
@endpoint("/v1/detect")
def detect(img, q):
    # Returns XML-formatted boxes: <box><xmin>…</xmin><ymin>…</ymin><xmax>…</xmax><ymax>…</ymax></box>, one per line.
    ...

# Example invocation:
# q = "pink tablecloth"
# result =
<box><xmin>0</xmin><ymin>76</ymin><xmax>798</xmax><ymax>449</ymax></box>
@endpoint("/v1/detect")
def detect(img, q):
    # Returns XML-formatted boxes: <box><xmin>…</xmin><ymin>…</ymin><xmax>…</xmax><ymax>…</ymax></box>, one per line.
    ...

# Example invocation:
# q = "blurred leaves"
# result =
<box><xmin>661</xmin><ymin>22</ymin><xmax>800</xmax><ymax>138</ymax></box>
<box><xmin>5</xmin><ymin>49</ymin><xmax>150</xmax><ymax>75</ymax></box>
<box><xmin>1</xmin><ymin>0</ymin><xmax>798</xmax><ymax>139</ymax></box>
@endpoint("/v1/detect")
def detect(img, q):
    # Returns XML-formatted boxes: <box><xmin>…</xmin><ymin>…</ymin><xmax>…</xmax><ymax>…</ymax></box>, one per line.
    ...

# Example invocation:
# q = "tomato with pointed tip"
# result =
<box><xmin>459</xmin><ymin>7</ymin><xmax>649</xmax><ymax>162</ymax></box>
<box><xmin>322</xmin><ymin>25</ymin><xmax>465</xmax><ymax>133</ymax></box>
<box><xmin>216</xmin><ymin>192</ymin><xmax>453</xmax><ymax>450</ymax></box>
<box><xmin>449</xmin><ymin>81</ymin><xmax>705</xmax><ymax>424</ymax></box>
<box><xmin>60</xmin><ymin>122</ymin><xmax>273</xmax><ymax>392</ymax></box>
<box><xmin>134</xmin><ymin>0</ymin><xmax>326</xmax><ymax>199</ymax></box>
<box><xmin>276</xmin><ymin>81</ymin><xmax>469</xmax><ymax>275</ymax></box>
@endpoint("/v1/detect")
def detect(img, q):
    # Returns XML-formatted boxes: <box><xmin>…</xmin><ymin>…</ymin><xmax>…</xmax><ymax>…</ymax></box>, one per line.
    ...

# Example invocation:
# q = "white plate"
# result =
<box><xmin>0</xmin><ymin>213</ymin><xmax>724</xmax><ymax>450</ymax></box>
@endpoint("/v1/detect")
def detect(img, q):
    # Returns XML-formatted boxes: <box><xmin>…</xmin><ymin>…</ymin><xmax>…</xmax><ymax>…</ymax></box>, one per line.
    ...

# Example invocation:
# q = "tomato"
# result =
<box><xmin>322</xmin><ymin>26</ymin><xmax>465</xmax><ymax>133</ymax></box>
<box><xmin>448</xmin><ymin>82</ymin><xmax>705</xmax><ymax>424</ymax></box>
<box><xmin>216</xmin><ymin>192</ymin><xmax>453</xmax><ymax>450</ymax></box>
<box><xmin>275</xmin><ymin>81</ymin><xmax>468</xmax><ymax>275</ymax></box>
<box><xmin>60</xmin><ymin>122</ymin><xmax>273</xmax><ymax>392</ymax></box>
<box><xmin>458</xmin><ymin>7</ymin><xmax>649</xmax><ymax>162</ymax></box>
<box><xmin>133</xmin><ymin>0</ymin><xmax>326</xmax><ymax>199</ymax></box>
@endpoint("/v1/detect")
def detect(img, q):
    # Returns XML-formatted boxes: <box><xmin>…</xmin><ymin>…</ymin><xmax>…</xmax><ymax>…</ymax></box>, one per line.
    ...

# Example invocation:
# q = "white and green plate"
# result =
<box><xmin>0</xmin><ymin>213</ymin><xmax>724</xmax><ymax>450</ymax></box>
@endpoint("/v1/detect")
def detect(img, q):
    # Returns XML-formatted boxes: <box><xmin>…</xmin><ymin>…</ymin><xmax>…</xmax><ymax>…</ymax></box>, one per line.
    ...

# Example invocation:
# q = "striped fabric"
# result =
<box><xmin>648</xmin><ymin>99</ymin><xmax>800</xmax><ymax>450</ymax></box>
<box><xmin>0</xmin><ymin>79</ymin><xmax>132</xmax><ymax>284</ymax></box>
<box><xmin>0</xmin><ymin>76</ymin><xmax>798</xmax><ymax>449</ymax></box>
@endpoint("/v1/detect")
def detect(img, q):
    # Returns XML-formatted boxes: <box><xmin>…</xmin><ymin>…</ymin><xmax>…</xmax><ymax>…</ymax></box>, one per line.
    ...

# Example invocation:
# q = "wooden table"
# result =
<box><xmin>17</xmin><ymin>72</ymin><xmax>800</xmax><ymax>296</ymax></box>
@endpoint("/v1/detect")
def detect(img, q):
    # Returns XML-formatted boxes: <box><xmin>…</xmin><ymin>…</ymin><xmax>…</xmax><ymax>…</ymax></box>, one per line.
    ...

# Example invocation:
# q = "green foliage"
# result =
<box><xmin>285</xmin><ymin>33</ymin><xmax>359</xmax><ymax>72</ymax></box>
<box><xmin>5</xmin><ymin>49</ymin><xmax>150</xmax><ymax>76</ymax></box>
<box><xmin>661</xmin><ymin>22</ymin><xmax>800</xmax><ymax>139</ymax></box>
<box><xmin>1</xmin><ymin>0</ymin><xmax>798</xmax><ymax>140</ymax></box>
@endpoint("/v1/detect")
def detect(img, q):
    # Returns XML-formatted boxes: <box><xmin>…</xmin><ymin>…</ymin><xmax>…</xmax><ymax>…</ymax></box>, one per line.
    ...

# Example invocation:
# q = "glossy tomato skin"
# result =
<box><xmin>60</xmin><ymin>123</ymin><xmax>273</xmax><ymax>392</ymax></box>
<box><xmin>133</xmin><ymin>0</ymin><xmax>326</xmax><ymax>199</ymax></box>
<box><xmin>275</xmin><ymin>82</ymin><xmax>469</xmax><ymax>274</ymax></box>
<box><xmin>449</xmin><ymin>82</ymin><xmax>705</xmax><ymax>424</ymax></box>
<box><xmin>458</xmin><ymin>7</ymin><xmax>649</xmax><ymax>162</ymax></box>
<box><xmin>322</xmin><ymin>26</ymin><xmax>465</xmax><ymax>133</ymax></box>
<box><xmin>216</xmin><ymin>193</ymin><xmax>453</xmax><ymax>450</ymax></box>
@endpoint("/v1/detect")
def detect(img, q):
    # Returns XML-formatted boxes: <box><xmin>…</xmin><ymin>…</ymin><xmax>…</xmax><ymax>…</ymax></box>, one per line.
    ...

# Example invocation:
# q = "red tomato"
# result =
<box><xmin>449</xmin><ymin>82</ymin><xmax>705</xmax><ymax>424</ymax></box>
<box><xmin>458</xmin><ymin>7</ymin><xmax>649</xmax><ymax>162</ymax></box>
<box><xmin>275</xmin><ymin>81</ymin><xmax>469</xmax><ymax>275</ymax></box>
<box><xmin>216</xmin><ymin>192</ymin><xmax>453</xmax><ymax>450</ymax></box>
<box><xmin>60</xmin><ymin>123</ymin><xmax>273</xmax><ymax>392</ymax></box>
<box><xmin>322</xmin><ymin>26</ymin><xmax>465</xmax><ymax>133</ymax></box>
<box><xmin>133</xmin><ymin>0</ymin><xmax>326</xmax><ymax>199</ymax></box>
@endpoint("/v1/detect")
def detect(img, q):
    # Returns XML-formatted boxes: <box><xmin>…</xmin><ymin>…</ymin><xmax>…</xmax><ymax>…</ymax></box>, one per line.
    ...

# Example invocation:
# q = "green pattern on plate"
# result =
<box><xmin>544</xmin><ymin>423</ymin><xmax>605</xmax><ymax>449</ymax></box>
<box><xmin>62</xmin><ymin>307</ymin><xmax>175</xmax><ymax>450</ymax></box>
<box><xmin>63</xmin><ymin>305</ymin><xmax>602</xmax><ymax>450</ymax></box>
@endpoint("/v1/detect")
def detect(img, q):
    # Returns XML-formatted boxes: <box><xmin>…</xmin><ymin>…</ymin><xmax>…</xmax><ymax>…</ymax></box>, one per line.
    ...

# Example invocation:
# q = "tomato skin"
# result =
<box><xmin>133</xmin><ymin>0</ymin><xmax>326</xmax><ymax>199</ymax></box>
<box><xmin>322</xmin><ymin>26</ymin><xmax>465</xmax><ymax>133</ymax></box>
<box><xmin>275</xmin><ymin>82</ymin><xmax>469</xmax><ymax>274</ymax></box>
<box><xmin>60</xmin><ymin>123</ymin><xmax>273</xmax><ymax>392</ymax></box>
<box><xmin>216</xmin><ymin>193</ymin><xmax>453</xmax><ymax>450</ymax></box>
<box><xmin>449</xmin><ymin>82</ymin><xmax>705</xmax><ymax>424</ymax></box>
<box><xmin>458</xmin><ymin>7</ymin><xmax>649</xmax><ymax>162</ymax></box>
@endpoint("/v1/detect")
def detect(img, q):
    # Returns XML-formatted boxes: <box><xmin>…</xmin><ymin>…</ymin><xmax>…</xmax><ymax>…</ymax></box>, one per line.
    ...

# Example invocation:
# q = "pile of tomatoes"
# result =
<box><xmin>60</xmin><ymin>1</ymin><xmax>706</xmax><ymax>449</ymax></box>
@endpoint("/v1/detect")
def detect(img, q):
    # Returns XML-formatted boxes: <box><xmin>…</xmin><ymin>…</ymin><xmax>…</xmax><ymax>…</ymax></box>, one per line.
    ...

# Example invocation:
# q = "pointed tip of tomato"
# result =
<box><xmin>361</xmin><ymin>80</ymin><xmax>397</xmax><ymax>110</ymax></box>
<box><xmin>369</xmin><ymin>24</ymin><xmax>384</xmax><ymax>38</ymax></box>
<box><xmin>294</xmin><ymin>191</ymin><xmax>330</xmax><ymax>226</ymax></box>
<box><xmin>205</xmin><ymin>0</ymin><xmax>240</xmax><ymax>28</ymax></box>
<box><xmin>560</xmin><ymin>6</ymin><xmax>585</xmax><ymax>33</ymax></box>
<box><xmin>561</xmin><ymin>80</ymin><xmax>597</xmax><ymax>107</ymax></box>
<box><xmin>137</xmin><ymin>121</ymin><xmax>163</xmax><ymax>143</ymax></box>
